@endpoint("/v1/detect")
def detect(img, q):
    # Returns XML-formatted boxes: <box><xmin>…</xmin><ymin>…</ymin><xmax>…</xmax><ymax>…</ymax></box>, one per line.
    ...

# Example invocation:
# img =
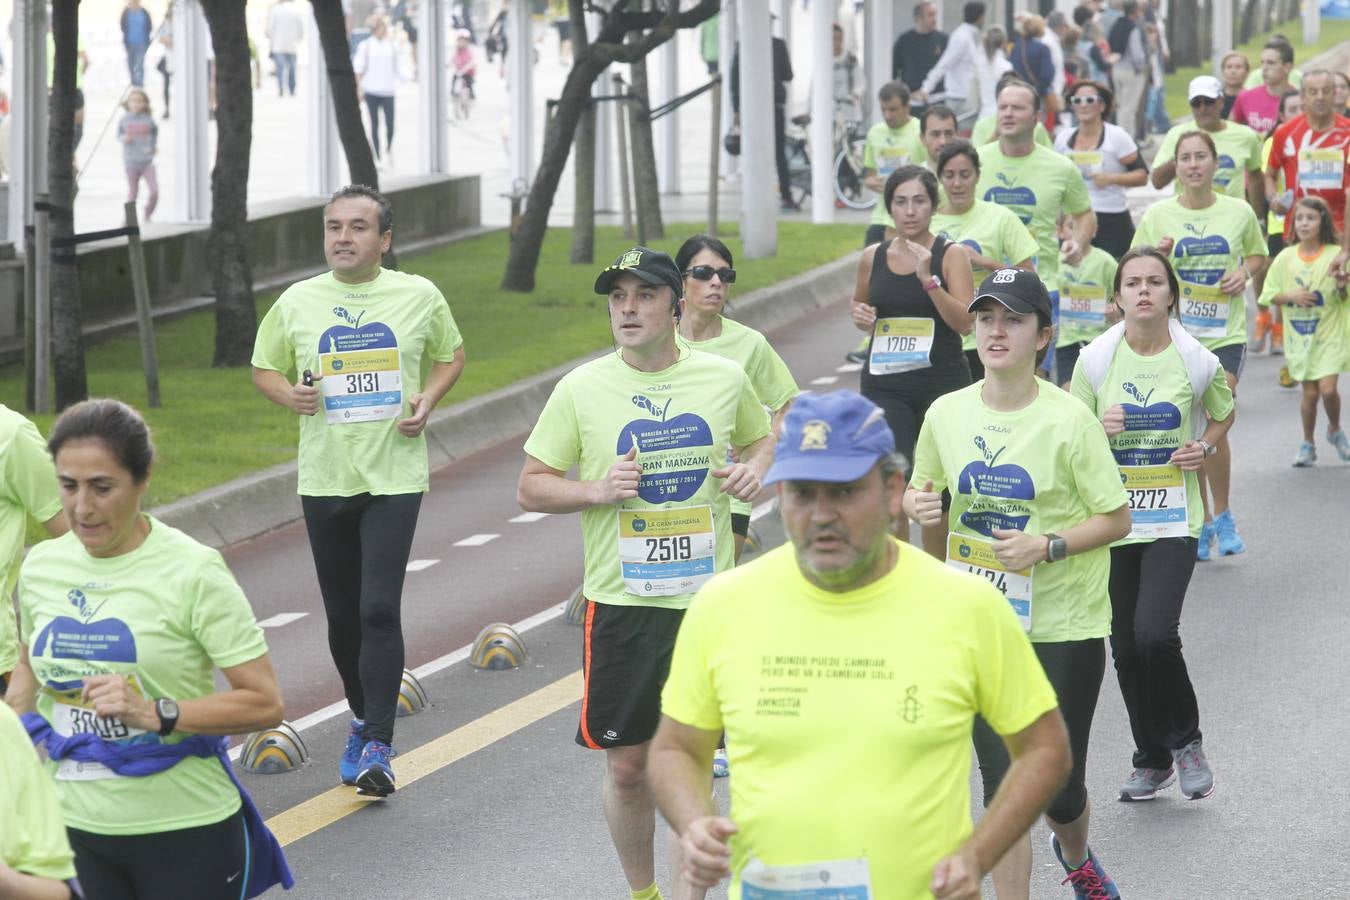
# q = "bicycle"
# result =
<box><xmin>784</xmin><ymin>115</ymin><xmax>885</xmax><ymax>211</ymax></box>
<box><xmin>451</xmin><ymin>72</ymin><xmax>474</xmax><ymax>120</ymax></box>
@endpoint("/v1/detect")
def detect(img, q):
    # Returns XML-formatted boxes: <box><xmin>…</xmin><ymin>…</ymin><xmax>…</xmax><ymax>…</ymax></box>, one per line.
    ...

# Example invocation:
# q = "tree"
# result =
<box><xmin>569</xmin><ymin>0</ymin><xmax>596</xmax><ymax>264</ymax></box>
<box><xmin>49</xmin><ymin>0</ymin><xmax>87</xmax><ymax>408</ymax></box>
<box><xmin>626</xmin><ymin>46</ymin><xmax>664</xmax><ymax>244</ymax></box>
<box><xmin>501</xmin><ymin>0</ymin><xmax>718</xmax><ymax>291</ymax></box>
<box><xmin>201</xmin><ymin>0</ymin><xmax>257</xmax><ymax>366</ymax></box>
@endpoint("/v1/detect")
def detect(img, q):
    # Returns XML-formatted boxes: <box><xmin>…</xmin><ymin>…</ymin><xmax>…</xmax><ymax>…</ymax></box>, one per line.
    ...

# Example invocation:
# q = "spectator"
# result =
<box><xmin>1143</xmin><ymin>21</ymin><xmax>1169</xmax><ymax>135</ymax></box>
<box><xmin>120</xmin><ymin>0</ymin><xmax>153</xmax><ymax>87</ymax></box>
<box><xmin>699</xmin><ymin>14</ymin><xmax>719</xmax><ymax>75</ymax></box>
<box><xmin>893</xmin><ymin>2</ymin><xmax>947</xmax><ymax>95</ymax></box>
<box><xmin>916</xmin><ymin>1</ymin><xmax>985</xmax><ymax>118</ymax></box>
<box><xmin>267</xmin><ymin>0</ymin><xmax>306</xmax><ymax>97</ymax></box>
<box><xmin>730</xmin><ymin>32</ymin><xmax>797</xmax><ymax>211</ymax></box>
<box><xmin>831</xmin><ymin>23</ymin><xmax>862</xmax><ymax>123</ymax></box>
<box><xmin>157</xmin><ymin>6</ymin><xmax>172</xmax><ymax>118</ymax></box>
<box><xmin>1072</xmin><ymin>5</ymin><xmax>1111</xmax><ymax>82</ymax></box>
<box><xmin>392</xmin><ymin>0</ymin><xmax>419</xmax><ymax>78</ymax></box>
<box><xmin>1107</xmin><ymin>0</ymin><xmax>1148</xmax><ymax>140</ymax></box>
<box><xmin>346</xmin><ymin>0</ymin><xmax>378</xmax><ymax>55</ymax></box>
<box><xmin>1220</xmin><ymin>51</ymin><xmax>1250</xmax><ymax>118</ymax></box>
<box><xmin>353</xmin><ymin>16</ymin><xmax>411</xmax><ymax>166</ymax></box>
<box><xmin>1336</xmin><ymin>71</ymin><xmax>1350</xmax><ymax>117</ymax></box>
<box><xmin>1231</xmin><ymin>38</ymin><xmax>1296</xmax><ymax>136</ymax></box>
<box><xmin>1044</xmin><ymin>10</ymin><xmax>1070</xmax><ymax>98</ymax></box>
<box><xmin>118</xmin><ymin>88</ymin><xmax>159</xmax><ymax>222</ymax></box>
<box><xmin>451</xmin><ymin>29</ymin><xmax>476</xmax><ymax>100</ymax></box>
<box><xmin>974</xmin><ymin>26</ymin><xmax>1013</xmax><ymax>121</ymax></box>
<box><xmin>1009</xmin><ymin>15</ymin><xmax>1055</xmax><ymax>109</ymax></box>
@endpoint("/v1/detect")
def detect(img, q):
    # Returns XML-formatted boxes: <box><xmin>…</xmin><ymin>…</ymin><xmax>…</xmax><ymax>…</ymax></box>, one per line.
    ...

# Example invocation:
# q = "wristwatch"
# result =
<box><xmin>1197</xmin><ymin>439</ymin><xmax>1217</xmax><ymax>457</ymax></box>
<box><xmin>923</xmin><ymin>274</ymin><xmax>943</xmax><ymax>292</ymax></box>
<box><xmin>155</xmin><ymin>698</ymin><xmax>180</xmax><ymax>737</ymax></box>
<box><xmin>1045</xmin><ymin>533</ymin><xmax>1068</xmax><ymax>563</ymax></box>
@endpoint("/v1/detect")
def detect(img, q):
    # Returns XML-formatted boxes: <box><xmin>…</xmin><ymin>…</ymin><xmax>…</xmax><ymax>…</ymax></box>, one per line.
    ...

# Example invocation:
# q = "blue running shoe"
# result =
<box><xmin>355</xmin><ymin>740</ymin><xmax>397</xmax><ymax>797</ymax></box>
<box><xmin>339</xmin><ymin>718</ymin><xmax>364</xmax><ymax>786</ymax></box>
<box><xmin>712</xmin><ymin>748</ymin><xmax>730</xmax><ymax>779</ymax></box>
<box><xmin>1051</xmin><ymin>834</ymin><xmax>1121</xmax><ymax>899</ymax></box>
<box><xmin>1214</xmin><ymin>509</ymin><xmax>1245</xmax><ymax>556</ymax></box>
<box><xmin>1196</xmin><ymin>519</ymin><xmax>1215</xmax><ymax>562</ymax></box>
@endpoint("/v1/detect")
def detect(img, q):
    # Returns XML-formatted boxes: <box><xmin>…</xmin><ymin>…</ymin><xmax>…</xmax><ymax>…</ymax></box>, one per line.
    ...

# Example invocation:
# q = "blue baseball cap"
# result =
<box><xmin>764</xmin><ymin>391</ymin><xmax>897</xmax><ymax>485</ymax></box>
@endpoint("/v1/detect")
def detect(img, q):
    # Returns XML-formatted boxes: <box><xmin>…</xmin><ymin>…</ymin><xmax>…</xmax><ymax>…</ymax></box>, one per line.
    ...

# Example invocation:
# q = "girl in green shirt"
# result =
<box><xmin>1257</xmin><ymin>197</ymin><xmax>1350</xmax><ymax>466</ymax></box>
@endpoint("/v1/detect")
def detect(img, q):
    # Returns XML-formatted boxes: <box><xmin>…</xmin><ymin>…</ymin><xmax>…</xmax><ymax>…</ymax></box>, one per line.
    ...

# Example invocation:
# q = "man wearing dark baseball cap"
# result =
<box><xmin>518</xmin><ymin>246</ymin><xmax>775</xmax><ymax>900</ymax></box>
<box><xmin>652</xmin><ymin>390</ymin><xmax>1070</xmax><ymax>900</ymax></box>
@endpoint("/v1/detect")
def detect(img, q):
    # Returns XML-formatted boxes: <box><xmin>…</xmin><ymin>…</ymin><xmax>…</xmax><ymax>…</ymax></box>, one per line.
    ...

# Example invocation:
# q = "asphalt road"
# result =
<box><xmin>226</xmin><ymin>271</ymin><xmax>1350</xmax><ymax>898</ymax></box>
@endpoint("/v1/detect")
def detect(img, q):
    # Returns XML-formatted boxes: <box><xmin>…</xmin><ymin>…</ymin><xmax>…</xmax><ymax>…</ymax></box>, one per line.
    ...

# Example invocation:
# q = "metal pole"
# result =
<box><xmin>866</xmin><ymin>2</ymin><xmax>894</xmax><ymax>131</ymax></box>
<box><xmin>591</xmin><ymin>9</ymin><xmax>614</xmax><ymax>213</ymax></box>
<box><xmin>708</xmin><ymin>80</ymin><xmax>721</xmax><ymax>235</ymax></box>
<box><xmin>172</xmin><ymin>0</ymin><xmax>211</xmax><ymax>221</ymax></box>
<box><xmin>33</xmin><ymin>195</ymin><xmax>51</xmax><ymax>415</ymax></box>
<box><xmin>810</xmin><ymin>0</ymin><xmax>835</xmax><ymax>224</ymax></box>
<box><xmin>125</xmin><ymin>202</ymin><xmax>161</xmax><ymax>408</ymax></box>
<box><xmin>420</xmin><ymin>0</ymin><xmax>449</xmax><ymax>174</ymax></box>
<box><xmin>657</xmin><ymin>33</ymin><xmax>680</xmax><ymax>194</ymax></box>
<box><xmin>306</xmin><ymin>5</ymin><xmax>343</xmax><ymax>194</ymax></box>
<box><xmin>1304</xmin><ymin>0</ymin><xmax>1320</xmax><ymax>52</ymax></box>
<box><xmin>1211</xmin><ymin>0</ymin><xmax>1232</xmax><ymax>80</ymax></box>
<box><xmin>614</xmin><ymin>75</ymin><xmax>635</xmax><ymax>241</ymax></box>
<box><xmin>738</xmin><ymin>0</ymin><xmax>776</xmax><ymax>258</ymax></box>
<box><xmin>24</xmin><ymin>227</ymin><xmax>36</xmax><ymax>411</ymax></box>
<box><xmin>718</xmin><ymin>6</ymin><xmax>737</xmax><ymax>179</ymax></box>
<box><xmin>507</xmin><ymin>0</ymin><xmax>534</xmax><ymax>194</ymax></box>
<box><xmin>9</xmin><ymin>0</ymin><xmax>49</xmax><ymax>247</ymax></box>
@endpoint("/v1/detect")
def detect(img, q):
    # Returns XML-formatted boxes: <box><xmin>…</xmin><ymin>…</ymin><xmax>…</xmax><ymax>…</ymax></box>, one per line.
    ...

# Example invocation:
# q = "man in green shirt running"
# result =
<box><xmin>518</xmin><ymin>247</ymin><xmax>774</xmax><ymax>900</ymax></box>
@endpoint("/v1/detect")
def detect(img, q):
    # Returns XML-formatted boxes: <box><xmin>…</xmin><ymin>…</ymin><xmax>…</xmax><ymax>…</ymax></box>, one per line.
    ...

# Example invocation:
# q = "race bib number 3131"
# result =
<box><xmin>741</xmin><ymin>857</ymin><xmax>872</xmax><ymax>899</ymax></box>
<box><xmin>318</xmin><ymin>318</ymin><xmax>404</xmax><ymax>424</ymax></box>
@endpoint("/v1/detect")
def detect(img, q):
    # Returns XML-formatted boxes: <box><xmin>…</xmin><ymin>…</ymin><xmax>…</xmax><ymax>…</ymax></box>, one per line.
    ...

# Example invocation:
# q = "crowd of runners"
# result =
<box><xmin>3</xmin><ymin>10</ymin><xmax>1350</xmax><ymax>900</ymax></box>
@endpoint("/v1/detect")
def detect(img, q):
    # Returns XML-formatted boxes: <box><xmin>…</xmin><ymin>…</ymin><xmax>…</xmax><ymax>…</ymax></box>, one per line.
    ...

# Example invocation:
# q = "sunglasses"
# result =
<box><xmin>1070</xmin><ymin>95</ymin><xmax>1103</xmax><ymax>106</ymax></box>
<box><xmin>1189</xmin><ymin>96</ymin><xmax>1219</xmax><ymax>107</ymax></box>
<box><xmin>684</xmin><ymin>265</ymin><xmax>736</xmax><ymax>283</ymax></box>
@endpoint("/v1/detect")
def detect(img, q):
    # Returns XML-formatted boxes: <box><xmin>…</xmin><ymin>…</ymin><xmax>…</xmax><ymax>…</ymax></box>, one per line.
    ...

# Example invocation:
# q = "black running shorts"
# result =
<box><xmin>576</xmin><ymin>600</ymin><xmax>685</xmax><ymax>749</ymax></box>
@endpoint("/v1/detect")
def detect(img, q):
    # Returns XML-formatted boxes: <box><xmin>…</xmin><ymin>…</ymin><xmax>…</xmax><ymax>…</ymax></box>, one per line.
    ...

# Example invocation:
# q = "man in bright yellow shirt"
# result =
<box><xmin>650</xmin><ymin>390</ymin><xmax>1071</xmax><ymax>900</ymax></box>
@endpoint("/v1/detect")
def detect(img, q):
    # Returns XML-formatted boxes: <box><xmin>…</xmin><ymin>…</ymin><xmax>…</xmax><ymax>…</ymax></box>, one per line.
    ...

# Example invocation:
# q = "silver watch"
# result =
<box><xmin>1197</xmin><ymin>439</ymin><xmax>1217</xmax><ymax>457</ymax></box>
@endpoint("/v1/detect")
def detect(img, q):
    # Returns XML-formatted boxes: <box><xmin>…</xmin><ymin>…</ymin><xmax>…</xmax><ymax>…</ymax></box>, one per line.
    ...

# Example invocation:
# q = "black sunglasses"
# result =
<box><xmin>1189</xmin><ymin>96</ymin><xmax>1219</xmax><ymax>107</ymax></box>
<box><xmin>684</xmin><ymin>265</ymin><xmax>736</xmax><ymax>283</ymax></box>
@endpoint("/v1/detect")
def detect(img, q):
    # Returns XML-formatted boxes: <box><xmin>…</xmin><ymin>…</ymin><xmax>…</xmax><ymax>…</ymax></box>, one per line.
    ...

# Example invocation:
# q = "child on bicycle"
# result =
<box><xmin>451</xmin><ymin>29</ymin><xmax>476</xmax><ymax>100</ymax></box>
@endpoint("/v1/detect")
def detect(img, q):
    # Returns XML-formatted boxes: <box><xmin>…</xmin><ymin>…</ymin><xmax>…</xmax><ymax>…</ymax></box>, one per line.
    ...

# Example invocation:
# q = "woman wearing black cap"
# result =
<box><xmin>905</xmin><ymin>267</ymin><xmax>1131</xmax><ymax>899</ymax></box>
<box><xmin>849</xmin><ymin>165</ymin><xmax>974</xmax><ymax>477</ymax></box>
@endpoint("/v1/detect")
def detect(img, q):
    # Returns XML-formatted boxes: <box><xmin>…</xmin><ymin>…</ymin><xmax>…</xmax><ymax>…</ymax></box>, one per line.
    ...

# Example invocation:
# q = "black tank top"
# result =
<box><xmin>861</xmin><ymin>236</ymin><xmax>969</xmax><ymax>389</ymax></box>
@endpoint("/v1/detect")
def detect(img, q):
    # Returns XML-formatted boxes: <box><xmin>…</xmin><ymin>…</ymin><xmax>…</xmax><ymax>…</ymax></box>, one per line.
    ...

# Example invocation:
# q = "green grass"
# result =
<box><xmin>2</xmin><ymin>222</ymin><xmax>863</xmax><ymax>509</ymax></box>
<box><xmin>1163</xmin><ymin>19</ymin><xmax>1350</xmax><ymax>120</ymax></box>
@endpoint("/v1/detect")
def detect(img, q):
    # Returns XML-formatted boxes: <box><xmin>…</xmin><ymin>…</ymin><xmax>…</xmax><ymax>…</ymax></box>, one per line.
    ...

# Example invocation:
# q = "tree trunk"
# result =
<box><xmin>627</xmin><ymin>46</ymin><xmax>664</xmax><ymax>243</ymax></box>
<box><xmin>570</xmin><ymin>1</ymin><xmax>596</xmax><ymax>264</ymax></box>
<box><xmin>309</xmin><ymin>0</ymin><xmax>396</xmax><ymax>267</ymax></box>
<box><xmin>49</xmin><ymin>0</ymin><xmax>87</xmax><ymax>408</ymax></box>
<box><xmin>1238</xmin><ymin>0</ymin><xmax>1258</xmax><ymax>46</ymax></box>
<box><xmin>1168</xmin><ymin>0</ymin><xmax>1203</xmax><ymax>69</ymax></box>
<box><xmin>202</xmin><ymin>0</ymin><xmax>257</xmax><ymax>367</ymax></box>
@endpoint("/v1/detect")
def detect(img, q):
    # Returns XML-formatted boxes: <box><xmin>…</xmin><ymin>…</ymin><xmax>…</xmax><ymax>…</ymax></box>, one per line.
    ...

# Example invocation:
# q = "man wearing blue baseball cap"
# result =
<box><xmin>651</xmin><ymin>390</ymin><xmax>1071</xmax><ymax>900</ymax></box>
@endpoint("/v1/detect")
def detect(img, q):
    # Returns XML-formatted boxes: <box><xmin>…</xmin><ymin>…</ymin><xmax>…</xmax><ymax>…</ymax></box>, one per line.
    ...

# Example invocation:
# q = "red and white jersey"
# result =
<box><xmin>1267</xmin><ymin>113</ymin><xmax>1350</xmax><ymax>238</ymax></box>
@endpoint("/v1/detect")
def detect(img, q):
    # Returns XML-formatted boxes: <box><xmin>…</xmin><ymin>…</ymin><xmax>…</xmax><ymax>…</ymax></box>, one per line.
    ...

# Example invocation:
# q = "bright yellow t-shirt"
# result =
<box><xmin>661</xmin><ymin>541</ymin><xmax>1058</xmax><ymax>900</ymax></box>
<box><xmin>0</xmin><ymin>703</ymin><xmax>76</xmax><ymax>882</ymax></box>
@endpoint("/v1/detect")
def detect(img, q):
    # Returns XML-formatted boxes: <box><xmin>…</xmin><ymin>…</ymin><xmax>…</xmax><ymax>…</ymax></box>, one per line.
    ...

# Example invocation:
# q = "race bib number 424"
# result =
<box><xmin>946</xmin><ymin>533</ymin><xmax>1033</xmax><ymax>632</ymax></box>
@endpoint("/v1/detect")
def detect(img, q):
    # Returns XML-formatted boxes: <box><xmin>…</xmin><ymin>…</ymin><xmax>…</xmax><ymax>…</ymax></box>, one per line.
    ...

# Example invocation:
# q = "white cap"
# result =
<box><xmin>1187</xmin><ymin>75</ymin><xmax>1223</xmax><ymax>101</ymax></box>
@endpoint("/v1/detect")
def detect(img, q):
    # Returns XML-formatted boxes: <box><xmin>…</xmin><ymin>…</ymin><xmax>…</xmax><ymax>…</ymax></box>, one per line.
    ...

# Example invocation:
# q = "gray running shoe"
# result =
<box><xmin>1172</xmin><ymin>739</ymin><xmax>1214</xmax><ymax>800</ymax></box>
<box><xmin>1329</xmin><ymin>429</ymin><xmax>1350</xmax><ymax>461</ymax></box>
<box><xmin>1119</xmin><ymin>766</ymin><xmax>1175</xmax><ymax>801</ymax></box>
<box><xmin>1293</xmin><ymin>441</ymin><xmax>1317</xmax><ymax>467</ymax></box>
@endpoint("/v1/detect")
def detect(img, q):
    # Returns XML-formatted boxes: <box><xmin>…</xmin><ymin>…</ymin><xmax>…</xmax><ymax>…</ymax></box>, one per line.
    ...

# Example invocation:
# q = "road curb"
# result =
<box><xmin>151</xmin><ymin>252</ymin><xmax>858</xmax><ymax>549</ymax></box>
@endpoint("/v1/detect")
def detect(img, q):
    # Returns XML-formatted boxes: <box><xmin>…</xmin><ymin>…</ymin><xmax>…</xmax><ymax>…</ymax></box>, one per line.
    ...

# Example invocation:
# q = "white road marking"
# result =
<box><xmin>836</xmin><ymin>362</ymin><xmax>863</xmax><ymax>373</ymax></box>
<box><xmin>453</xmin><ymin>534</ymin><xmax>501</xmax><ymax>547</ymax></box>
<box><xmin>257</xmin><ymin>612</ymin><xmax>308</xmax><ymax>628</ymax></box>
<box><xmin>810</xmin><ymin>375</ymin><xmax>839</xmax><ymax>385</ymax></box>
<box><xmin>406</xmin><ymin>559</ymin><xmax>441</xmax><ymax>572</ymax></box>
<box><xmin>509</xmin><ymin>512</ymin><xmax>551</xmax><ymax>523</ymax></box>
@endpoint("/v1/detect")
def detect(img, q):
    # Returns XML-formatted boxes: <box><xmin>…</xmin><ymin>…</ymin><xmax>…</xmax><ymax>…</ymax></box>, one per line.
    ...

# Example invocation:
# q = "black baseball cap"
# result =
<box><xmin>594</xmin><ymin>246</ymin><xmax>684</xmax><ymax>298</ymax></box>
<box><xmin>970</xmin><ymin>268</ymin><xmax>1054</xmax><ymax>321</ymax></box>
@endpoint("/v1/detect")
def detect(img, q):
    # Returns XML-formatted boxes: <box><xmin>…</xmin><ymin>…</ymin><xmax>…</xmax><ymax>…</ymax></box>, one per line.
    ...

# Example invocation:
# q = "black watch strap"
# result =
<box><xmin>155</xmin><ymin>698</ymin><xmax>180</xmax><ymax>737</ymax></box>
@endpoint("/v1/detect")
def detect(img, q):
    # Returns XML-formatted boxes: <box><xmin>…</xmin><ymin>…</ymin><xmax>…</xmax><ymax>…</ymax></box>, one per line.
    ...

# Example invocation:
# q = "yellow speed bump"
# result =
<box><xmin>266</xmin><ymin>670</ymin><xmax>582</xmax><ymax>846</ymax></box>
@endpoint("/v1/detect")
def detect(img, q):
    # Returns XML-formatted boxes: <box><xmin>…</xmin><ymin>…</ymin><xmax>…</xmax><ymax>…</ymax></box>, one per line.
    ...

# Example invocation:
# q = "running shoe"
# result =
<box><xmin>712</xmin><ymin>748</ymin><xmax>730</xmax><ymax>779</ymax></box>
<box><xmin>1050</xmin><ymin>834</ymin><xmax>1121</xmax><ymax>899</ymax></box>
<box><xmin>355</xmin><ymin>740</ymin><xmax>397</xmax><ymax>797</ymax></box>
<box><xmin>1118</xmin><ymin>765</ymin><xmax>1175</xmax><ymax>801</ymax></box>
<box><xmin>1196</xmin><ymin>519</ymin><xmax>1215</xmax><ymax>562</ymax></box>
<box><xmin>1172</xmin><ymin>738</ymin><xmax>1215</xmax><ymax>800</ymax></box>
<box><xmin>1330</xmin><ymin>429</ymin><xmax>1350</xmax><ymax>461</ymax></box>
<box><xmin>1271</xmin><ymin>323</ymin><xmax>1284</xmax><ymax>355</ymax></box>
<box><xmin>1249</xmin><ymin>310</ymin><xmax>1271</xmax><ymax>352</ymax></box>
<box><xmin>339</xmin><ymin>718</ymin><xmax>364</xmax><ymax>786</ymax></box>
<box><xmin>1293</xmin><ymin>441</ymin><xmax>1317</xmax><ymax>468</ymax></box>
<box><xmin>1214</xmin><ymin>509</ymin><xmax>1245</xmax><ymax>556</ymax></box>
<box><xmin>1278</xmin><ymin>365</ymin><xmax>1296</xmax><ymax>388</ymax></box>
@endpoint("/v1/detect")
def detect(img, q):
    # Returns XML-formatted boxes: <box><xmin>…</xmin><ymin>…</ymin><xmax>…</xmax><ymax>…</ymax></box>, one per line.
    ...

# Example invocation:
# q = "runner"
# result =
<box><xmin>0</xmin><ymin>408</ymin><xmax>68</xmax><ymax>690</ymax></box>
<box><xmin>1070</xmin><ymin>246</ymin><xmax>1235</xmax><ymax>803</ymax></box>
<box><xmin>931</xmin><ymin>141</ymin><xmax>1038</xmax><ymax>381</ymax></box>
<box><xmin>1219</xmin><ymin>51</ymin><xmax>1250</xmax><ymax>119</ymax></box>
<box><xmin>516</xmin><ymin>246</ymin><xmax>773</xmax><ymax>900</ymax></box>
<box><xmin>1257</xmin><ymin>197</ymin><xmax>1350</xmax><ymax>465</ymax></box>
<box><xmin>0</xmin><ymin>702</ymin><xmax>77</xmax><ymax>898</ymax></box>
<box><xmin>649</xmin><ymin>389</ymin><xmax>1070</xmax><ymax>900</ymax></box>
<box><xmin>862</xmin><ymin>81</ymin><xmax>928</xmax><ymax>246</ymax></box>
<box><xmin>1152</xmin><ymin>76</ymin><xmax>1264</xmax><ymax>210</ymax></box>
<box><xmin>971</xmin><ymin>73</ymin><xmax>1053</xmax><ymax>148</ymax></box>
<box><xmin>920</xmin><ymin>104</ymin><xmax>960</xmax><ymax>169</ymax></box>
<box><xmin>1057</xmin><ymin>216</ymin><xmax>1121</xmax><ymax>388</ymax></box>
<box><xmin>1230</xmin><ymin>39</ymin><xmax>1296</xmax><ymax>135</ymax></box>
<box><xmin>251</xmin><ymin>185</ymin><xmax>467</xmax><ymax>796</ymax></box>
<box><xmin>906</xmin><ymin>268</ymin><xmax>1131</xmax><ymax>900</ymax></box>
<box><xmin>1252</xmin><ymin>89</ymin><xmax>1303</xmax><ymax>373</ymax></box>
<box><xmin>977</xmin><ymin>79</ymin><xmax>1096</xmax><ymax>380</ymax></box>
<box><xmin>6</xmin><ymin>399</ymin><xmax>292</xmax><ymax>898</ymax></box>
<box><xmin>851</xmin><ymin>165</ymin><xmax>975</xmax><ymax>475</ymax></box>
<box><xmin>1268</xmin><ymin>69</ymin><xmax>1350</xmax><ymax>240</ymax></box>
<box><xmin>1132</xmin><ymin>130</ymin><xmax>1267</xmax><ymax>560</ymax></box>
<box><xmin>675</xmin><ymin>234</ymin><xmax>798</xmax><ymax>564</ymax></box>
<box><xmin>1054</xmin><ymin>79</ymin><xmax>1148</xmax><ymax>259</ymax></box>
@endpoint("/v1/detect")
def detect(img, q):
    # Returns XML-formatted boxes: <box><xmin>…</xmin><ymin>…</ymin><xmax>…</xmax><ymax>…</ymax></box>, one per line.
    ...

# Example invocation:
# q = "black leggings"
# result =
<box><xmin>774</xmin><ymin>103</ymin><xmax>792</xmax><ymax>204</ymax></box>
<box><xmin>68</xmin><ymin>809</ymin><xmax>246</xmax><ymax>900</ymax></box>
<box><xmin>302</xmin><ymin>492</ymin><xmax>423</xmax><ymax>744</ymax></box>
<box><xmin>973</xmin><ymin>638</ymin><xmax>1104</xmax><ymax>825</ymax></box>
<box><xmin>862</xmin><ymin>368</ymin><xmax>971</xmax><ymax>475</ymax></box>
<box><xmin>365</xmin><ymin>93</ymin><xmax>395</xmax><ymax>156</ymax></box>
<box><xmin>1108</xmin><ymin>537</ymin><xmax>1202</xmax><ymax>770</ymax></box>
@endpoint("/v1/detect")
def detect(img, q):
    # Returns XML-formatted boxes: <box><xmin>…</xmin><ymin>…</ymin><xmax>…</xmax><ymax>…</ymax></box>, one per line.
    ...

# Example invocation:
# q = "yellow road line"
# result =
<box><xmin>266</xmin><ymin>670</ymin><xmax>583</xmax><ymax>847</ymax></box>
